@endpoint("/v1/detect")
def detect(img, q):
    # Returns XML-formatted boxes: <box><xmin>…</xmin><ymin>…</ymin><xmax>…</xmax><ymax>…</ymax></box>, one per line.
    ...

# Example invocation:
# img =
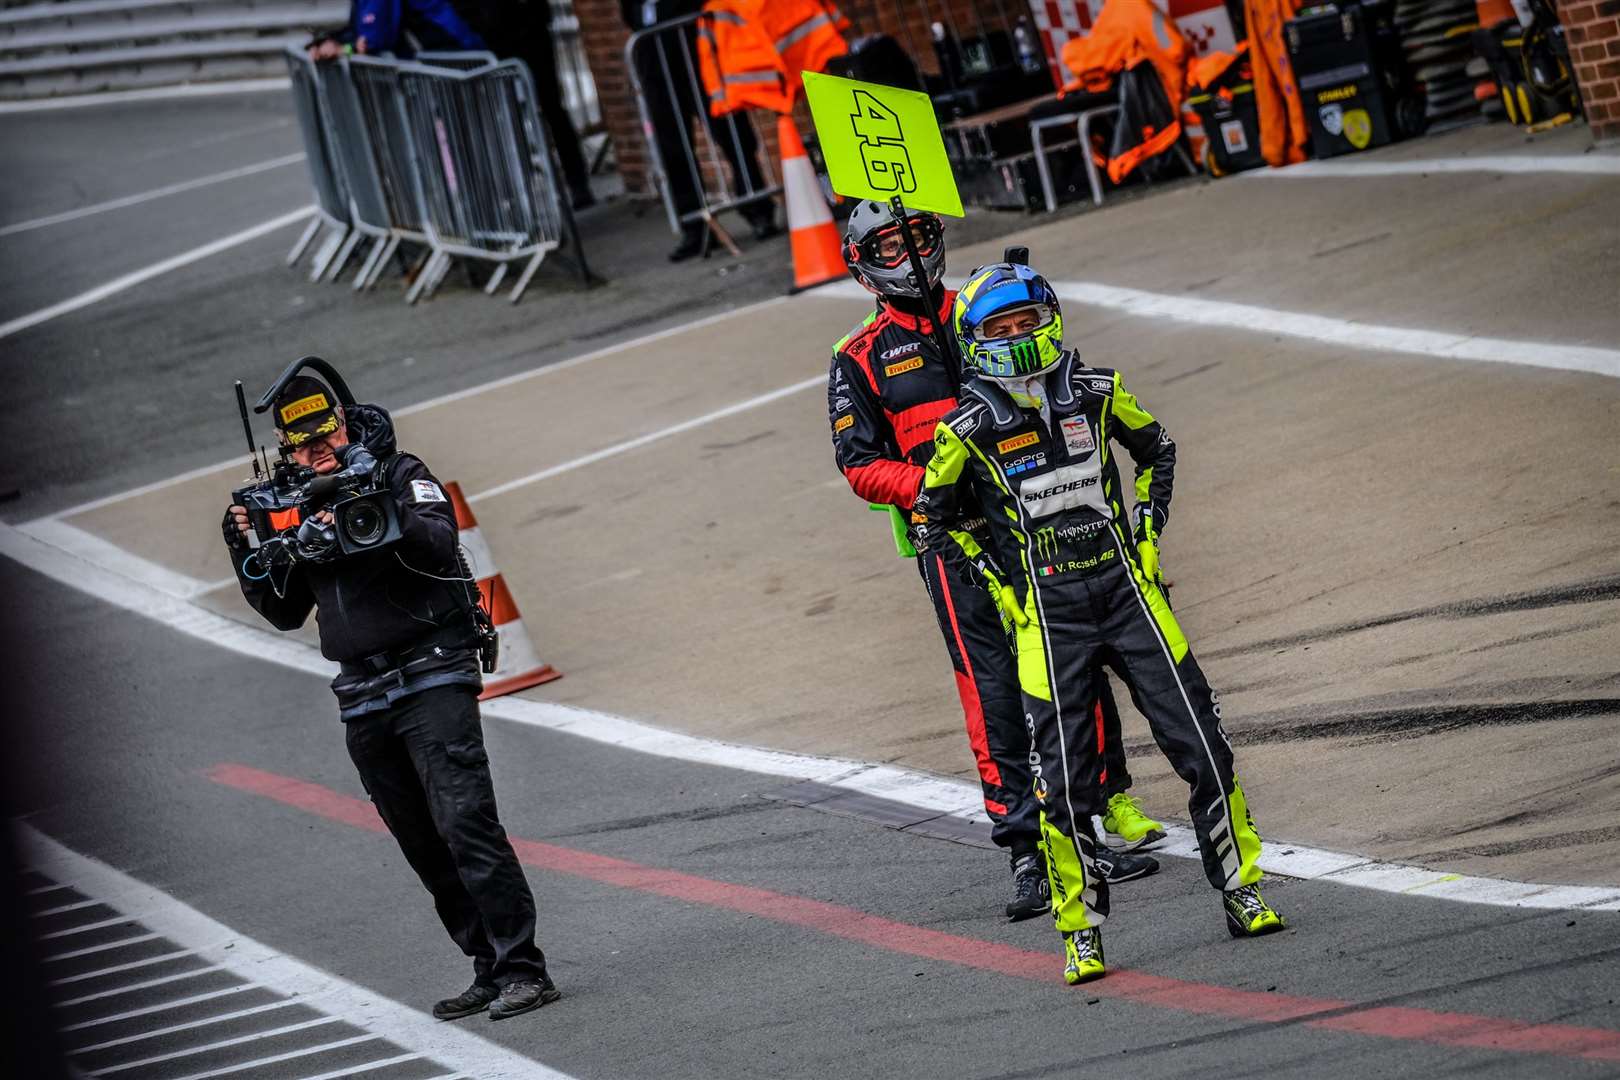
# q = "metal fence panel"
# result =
<box><xmin>282</xmin><ymin>47</ymin><xmax>351</xmax><ymax>276</ymax></box>
<box><xmin>394</xmin><ymin>58</ymin><xmax>570</xmax><ymax>301</ymax></box>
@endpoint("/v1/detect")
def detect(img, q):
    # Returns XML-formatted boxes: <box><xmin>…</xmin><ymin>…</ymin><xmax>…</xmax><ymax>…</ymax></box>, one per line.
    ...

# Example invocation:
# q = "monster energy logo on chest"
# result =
<box><xmin>1010</xmin><ymin>338</ymin><xmax>1041</xmax><ymax>374</ymax></box>
<box><xmin>1034</xmin><ymin>526</ymin><xmax>1058</xmax><ymax>560</ymax></box>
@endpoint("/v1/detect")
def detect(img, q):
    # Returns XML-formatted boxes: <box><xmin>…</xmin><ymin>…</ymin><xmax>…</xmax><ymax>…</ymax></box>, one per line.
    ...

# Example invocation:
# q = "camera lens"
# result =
<box><xmin>341</xmin><ymin>498</ymin><xmax>386</xmax><ymax>547</ymax></box>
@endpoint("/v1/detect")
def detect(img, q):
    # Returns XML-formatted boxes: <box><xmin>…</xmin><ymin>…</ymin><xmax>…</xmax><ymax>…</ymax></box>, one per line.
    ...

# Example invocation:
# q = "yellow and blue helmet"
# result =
<box><xmin>953</xmin><ymin>263</ymin><xmax>1064</xmax><ymax>381</ymax></box>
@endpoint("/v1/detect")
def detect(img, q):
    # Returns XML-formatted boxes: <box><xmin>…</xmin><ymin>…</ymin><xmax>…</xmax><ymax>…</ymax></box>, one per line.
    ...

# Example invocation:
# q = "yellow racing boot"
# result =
<box><xmin>1223</xmin><ymin>884</ymin><xmax>1287</xmax><ymax>938</ymax></box>
<box><xmin>1061</xmin><ymin>928</ymin><xmax>1106</xmax><ymax>985</ymax></box>
<box><xmin>1102</xmin><ymin>793</ymin><xmax>1167</xmax><ymax>851</ymax></box>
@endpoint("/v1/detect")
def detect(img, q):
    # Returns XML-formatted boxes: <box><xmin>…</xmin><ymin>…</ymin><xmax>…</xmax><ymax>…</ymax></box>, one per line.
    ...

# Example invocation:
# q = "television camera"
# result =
<box><xmin>230</xmin><ymin>356</ymin><xmax>402</xmax><ymax>568</ymax></box>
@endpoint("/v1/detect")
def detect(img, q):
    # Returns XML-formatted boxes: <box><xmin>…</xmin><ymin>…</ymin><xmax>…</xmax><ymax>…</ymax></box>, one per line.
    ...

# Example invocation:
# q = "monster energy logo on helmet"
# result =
<box><xmin>1009</xmin><ymin>339</ymin><xmax>1044</xmax><ymax>375</ymax></box>
<box><xmin>955</xmin><ymin>261</ymin><xmax>1066</xmax><ymax>382</ymax></box>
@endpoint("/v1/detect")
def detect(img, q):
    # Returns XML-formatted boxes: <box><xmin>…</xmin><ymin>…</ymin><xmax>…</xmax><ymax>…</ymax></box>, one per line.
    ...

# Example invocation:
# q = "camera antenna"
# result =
<box><xmin>235</xmin><ymin>381</ymin><xmax>263</xmax><ymax>481</ymax></box>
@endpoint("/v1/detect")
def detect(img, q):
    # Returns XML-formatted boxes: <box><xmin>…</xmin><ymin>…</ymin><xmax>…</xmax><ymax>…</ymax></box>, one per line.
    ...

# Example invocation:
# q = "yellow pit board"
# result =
<box><xmin>802</xmin><ymin>71</ymin><xmax>963</xmax><ymax>218</ymax></box>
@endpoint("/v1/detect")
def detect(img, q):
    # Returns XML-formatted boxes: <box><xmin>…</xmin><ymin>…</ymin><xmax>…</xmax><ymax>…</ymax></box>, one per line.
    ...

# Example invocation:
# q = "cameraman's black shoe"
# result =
<box><xmin>1006</xmin><ymin>852</ymin><xmax>1051</xmax><ymax>921</ymax></box>
<box><xmin>432</xmin><ymin>981</ymin><xmax>497</xmax><ymax>1020</ymax></box>
<box><xmin>1097</xmin><ymin>844</ymin><xmax>1159</xmax><ymax>883</ymax></box>
<box><xmin>488</xmin><ymin>973</ymin><xmax>562</xmax><ymax>1021</ymax></box>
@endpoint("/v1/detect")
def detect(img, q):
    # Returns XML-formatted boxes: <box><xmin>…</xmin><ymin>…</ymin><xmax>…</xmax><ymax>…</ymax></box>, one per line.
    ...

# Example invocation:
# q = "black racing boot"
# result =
<box><xmin>488</xmin><ymin>971</ymin><xmax>563</xmax><ymax>1021</ymax></box>
<box><xmin>432</xmin><ymin>981</ymin><xmax>497</xmax><ymax>1020</ymax></box>
<box><xmin>1006</xmin><ymin>852</ymin><xmax>1051</xmax><ymax>921</ymax></box>
<box><xmin>1097</xmin><ymin>844</ymin><xmax>1159</xmax><ymax>884</ymax></box>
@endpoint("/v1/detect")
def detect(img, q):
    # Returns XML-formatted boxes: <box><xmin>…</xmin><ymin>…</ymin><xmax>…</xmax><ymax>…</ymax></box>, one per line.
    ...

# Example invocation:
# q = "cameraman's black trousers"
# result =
<box><xmin>344</xmin><ymin>685</ymin><xmax>546</xmax><ymax>988</ymax></box>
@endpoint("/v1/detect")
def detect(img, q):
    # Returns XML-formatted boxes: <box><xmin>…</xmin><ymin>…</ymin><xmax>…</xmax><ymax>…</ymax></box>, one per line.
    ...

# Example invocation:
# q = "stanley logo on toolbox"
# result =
<box><xmin>997</xmin><ymin>432</ymin><xmax>1040</xmax><ymax>455</ymax></box>
<box><xmin>884</xmin><ymin>356</ymin><xmax>924</xmax><ymax>377</ymax></box>
<box><xmin>279</xmin><ymin>393</ymin><xmax>330</xmax><ymax>424</ymax></box>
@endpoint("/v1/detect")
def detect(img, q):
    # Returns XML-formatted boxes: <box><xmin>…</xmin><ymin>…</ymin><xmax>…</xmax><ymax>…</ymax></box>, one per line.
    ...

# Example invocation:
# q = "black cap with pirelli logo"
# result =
<box><xmin>272</xmin><ymin>375</ymin><xmax>341</xmax><ymax>447</ymax></box>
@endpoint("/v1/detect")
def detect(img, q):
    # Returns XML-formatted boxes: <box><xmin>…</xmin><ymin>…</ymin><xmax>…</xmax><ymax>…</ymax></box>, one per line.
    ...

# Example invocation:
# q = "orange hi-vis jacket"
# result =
<box><xmin>696</xmin><ymin>0</ymin><xmax>848</xmax><ymax>116</ymax></box>
<box><xmin>1059</xmin><ymin>0</ymin><xmax>1190</xmax><ymax>182</ymax></box>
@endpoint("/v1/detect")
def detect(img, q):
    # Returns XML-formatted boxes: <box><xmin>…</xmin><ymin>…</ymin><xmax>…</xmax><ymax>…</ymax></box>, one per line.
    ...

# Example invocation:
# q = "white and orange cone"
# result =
<box><xmin>778</xmin><ymin>112</ymin><xmax>845</xmax><ymax>292</ymax></box>
<box><xmin>444</xmin><ymin>482</ymin><xmax>561</xmax><ymax>700</ymax></box>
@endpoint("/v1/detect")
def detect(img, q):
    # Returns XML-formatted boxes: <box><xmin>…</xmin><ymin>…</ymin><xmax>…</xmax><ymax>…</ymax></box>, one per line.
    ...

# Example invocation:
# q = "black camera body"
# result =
<box><xmin>234</xmin><ymin>445</ymin><xmax>403</xmax><ymax>565</ymax></box>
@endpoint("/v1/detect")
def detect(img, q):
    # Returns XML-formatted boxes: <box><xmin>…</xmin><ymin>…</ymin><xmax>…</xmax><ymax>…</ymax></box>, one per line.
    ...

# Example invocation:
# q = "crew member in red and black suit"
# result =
<box><xmin>827</xmin><ymin>202</ymin><xmax>1158</xmax><ymax>921</ymax></box>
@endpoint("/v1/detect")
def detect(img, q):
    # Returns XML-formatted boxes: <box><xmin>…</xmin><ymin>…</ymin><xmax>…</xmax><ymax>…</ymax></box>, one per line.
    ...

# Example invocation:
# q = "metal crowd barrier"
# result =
<box><xmin>281</xmin><ymin>47</ymin><xmax>590</xmax><ymax>303</ymax></box>
<box><xmin>625</xmin><ymin>13</ymin><xmax>780</xmax><ymax>255</ymax></box>
<box><xmin>283</xmin><ymin>48</ymin><xmax>352</xmax><ymax>280</ymax></box>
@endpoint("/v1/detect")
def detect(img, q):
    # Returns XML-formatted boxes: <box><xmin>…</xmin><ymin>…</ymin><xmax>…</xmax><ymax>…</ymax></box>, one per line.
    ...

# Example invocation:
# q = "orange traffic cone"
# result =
<box><xmin>445</xmin><ymin>482</ymin><xmax>562</xmax><ymax>700</ymax></box>
<box><xmin>779</xmin><ymin>112</ymin><xmax>845</xmax><ymax>291</ymax></box>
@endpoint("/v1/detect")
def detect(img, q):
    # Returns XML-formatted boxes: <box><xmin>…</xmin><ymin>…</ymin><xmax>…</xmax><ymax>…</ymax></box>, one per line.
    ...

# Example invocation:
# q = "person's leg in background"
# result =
<box><xmin>704</xmin><ymin>110</ymin><xmax>778</xmax><ymax>238</ymax></box>
<box><xmin>631</xmin><ymin>26</ymin><xmax>709</xmax><ymax>260</ymax></box>
<box><xmin>1094</xmin><ymin>669</ymin><xmax>1168</xmax><ymax>851</ymax></box>
<box><xmin>511</xmin><ymin>0</ymin><xmax>594</xmax><ymax>208</ymax></box>
<box><xmin>919</xmin><ymin>553</ymin><xmax>1045</xmax><ymax>921</ymax></box>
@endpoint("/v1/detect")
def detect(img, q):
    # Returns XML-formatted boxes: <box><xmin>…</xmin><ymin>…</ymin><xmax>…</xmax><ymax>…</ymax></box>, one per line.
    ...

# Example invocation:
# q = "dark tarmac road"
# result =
<box><xmin>10</xmin><ymin>558</ymin><xmax>1620</xmax><ymax>1078</ymax></box>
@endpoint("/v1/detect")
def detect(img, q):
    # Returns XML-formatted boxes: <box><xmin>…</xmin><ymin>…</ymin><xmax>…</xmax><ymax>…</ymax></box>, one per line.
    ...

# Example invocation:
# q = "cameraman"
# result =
<box><xmin>222</xmin><ymin>375</ymin><xmax>558</xmax><ymax>1023</ymax></box>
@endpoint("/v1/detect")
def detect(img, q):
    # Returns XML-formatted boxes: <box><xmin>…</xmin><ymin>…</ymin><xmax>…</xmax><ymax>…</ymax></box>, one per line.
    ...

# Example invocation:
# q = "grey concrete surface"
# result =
<box><xmin>10</xmin><ymin>560</ymin><xmax>1620</xmax><ymax>1079</ymax></box>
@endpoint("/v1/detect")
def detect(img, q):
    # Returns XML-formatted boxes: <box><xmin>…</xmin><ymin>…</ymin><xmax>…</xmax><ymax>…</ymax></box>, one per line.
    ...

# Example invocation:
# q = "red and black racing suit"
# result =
<box><xmin>827</xmin><ymin>292</ymin><xmax>1135</xmax><ymax>857</ymax></box>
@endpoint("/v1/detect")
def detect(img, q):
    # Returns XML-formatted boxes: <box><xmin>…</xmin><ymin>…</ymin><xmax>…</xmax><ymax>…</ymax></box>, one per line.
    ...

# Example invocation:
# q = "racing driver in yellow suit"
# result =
<box><xmin>913</xmin><ymin>259</ymin><xmax>1288</xmax><ymax>985</ymax></box>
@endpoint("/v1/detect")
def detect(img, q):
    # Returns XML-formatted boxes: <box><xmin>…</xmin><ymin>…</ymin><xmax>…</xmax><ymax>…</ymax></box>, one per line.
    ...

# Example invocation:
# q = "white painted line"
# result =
<box><xmin>46</xmin><ymin>932</ymin><xmax>162</xmax><ymax>961</ymax></box>
<box><xmin>52</xmin><ymin>953</ymin><xmax>201</xmax><ymax>988</ymax></box>
<box><xmin>22</xmin><ymin>519</ymin><xmax>214</xmax><ymax>598</ymax></box>
<box><xmin>0</xmin><ymin>78</ymin><xmax>291</xmax><ymax>114</ymax></box>
<box><xmin>24</xmin><ymin>826</ymin><xmax>578</xmax><ymax>1079</ymax></box>
<box><xmin>61</xmin><ymin>984</ymin><xmax>257</xmax><ymax>1031</ymax></box>
<box><xmin>57</xmin><ymin>965</ymin><xmax>223</xmax><ymax>1004</ymax></box>
<box><xmin>1252</xmin><ymin>154</ymin><xmax>1620</xmax><ymax>178</ymax></box>
<box><xmin>35</xmin><ymin>292</ymin><xmax>791</xmax><ymax>523</ymax></box>
<box><xmin>7</xmin><ymin>522</ymin><xmax>1620</xmax><ymax>913</ymax></box>
<box><xmin>92</xmin><ymin>1019</ymin><xmax>345</xmax><ymax>1075</ymax></box>
<box><xmin>0</xmin><ymin>154</ymin><xmax>307</xmax><ymax>238</ymax></box>
<box><xmin>1051</xmin><ymin>280</ymin><xmax>1620</xmax><ymax>378</ymax></box>
<box><xmin>41</xmin><ymin>914</ymin><xmax>135</xmax><ymax>938</ymax></box>
<box><xmin>0</xmin><ymin>206</ymin><xmax>314</xmax><ymax>342</ymax></box>
<box><xmin>466</xmin><ymin>375</ymin><xmax>825</xmax><ymax>502</ymax></box>
<box><xmin>35</xmin><ymin>897</ymin><xmax>103</xmax><ymax>917</ymax></box>
<box><xmin>71</xmin><ymin>999</ymin><xmax>300</xmax><ymax>1055</ymax></box>
<box><xmin>27</xmin><ymin>882</ymin><xmax>71</xmax><ymax>895</ymax></box>
<box><xmin>165</xmin><ymin>1035</ymin><xmax>379</xmax><ymax>1080</ymax></box>
<box><xmin>298</xmin><ymin>1055</ymin><xmax>424</xmax><ymax>1080</ymax></box>
<box><xmin>819</xmin><ymin>279</ymin><xmax>1620</xmax><ymax>378</ymax></box>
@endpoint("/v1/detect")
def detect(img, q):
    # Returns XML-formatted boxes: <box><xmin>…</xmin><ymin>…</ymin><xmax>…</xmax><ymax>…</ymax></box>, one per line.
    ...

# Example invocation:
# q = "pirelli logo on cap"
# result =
<box><xmin>833</xmin><ymin>414</ymin><xmax>855</xmax><ymax>433</ymax></box>
<box><xmin>997</xmin><ymin>432</ymin><xmax>1040</xmax><ymax>455</ymax></box>
<box><xmin>884</xmin><ymin>356</ymin><xmax>924</xmax><ymax>377</ymax></box>
<box><xmin>279</xmin><ymin>393</ymin><xmax>330</xmax><ymax>424</ymax></box>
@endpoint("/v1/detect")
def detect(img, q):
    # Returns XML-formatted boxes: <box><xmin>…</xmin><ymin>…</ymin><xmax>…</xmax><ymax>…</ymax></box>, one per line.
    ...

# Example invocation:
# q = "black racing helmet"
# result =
<box><xmin>842</xmin><ymin>200</ymin><xmax>945</xmax><ymax>299</ymax></box>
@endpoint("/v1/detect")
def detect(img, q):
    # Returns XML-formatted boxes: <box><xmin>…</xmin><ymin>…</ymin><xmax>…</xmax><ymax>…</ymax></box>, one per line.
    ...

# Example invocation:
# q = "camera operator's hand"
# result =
<box><xmin>311</xmin><ymin>510</ymin><xmax>334</xmax><ymax>527</ymax></box>
<box><xmin>223</xmin><ymin>505</ymin><xmax>251</xmax><ymax>550</ymax></box>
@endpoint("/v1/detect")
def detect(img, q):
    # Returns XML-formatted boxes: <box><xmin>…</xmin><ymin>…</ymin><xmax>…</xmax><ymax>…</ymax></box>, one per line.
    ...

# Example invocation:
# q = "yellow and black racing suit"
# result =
<box><xmin>913</xmin><ymin>355</ymin><xmax>1265</xmax><ymax>932</ymax></box>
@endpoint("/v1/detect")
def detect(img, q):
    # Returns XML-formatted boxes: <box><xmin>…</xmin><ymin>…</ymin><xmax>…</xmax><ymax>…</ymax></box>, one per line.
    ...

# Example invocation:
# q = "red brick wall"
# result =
<box><xmin>574</xmin><ymin>0</ymin><xmax>1035</xmax><ymax>196</ymax></box>
<box><xmin>1558</xmin><ymin>0</ymin><xmax>1620</xmax><ymax>142</ymax></box>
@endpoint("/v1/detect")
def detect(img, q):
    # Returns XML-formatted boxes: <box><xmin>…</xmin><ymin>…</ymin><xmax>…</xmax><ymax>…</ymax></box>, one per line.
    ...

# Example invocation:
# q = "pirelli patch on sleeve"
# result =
<box><xmin>411</xmin><ymin>479</ymin><xmax>447</xmax><ymax>504</ymax></box>
<box><xmin>833</xmin><ymin>414</ymin><xmax>855</xmax><ymax>433</ymax></box>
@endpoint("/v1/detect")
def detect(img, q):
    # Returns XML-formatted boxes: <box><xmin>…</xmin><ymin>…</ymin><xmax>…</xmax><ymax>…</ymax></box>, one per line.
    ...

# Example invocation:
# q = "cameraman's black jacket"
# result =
<box><xmin>230</xmin><ymin>404</ymin><xmax>481</xmax><ymax>717</ymax></box>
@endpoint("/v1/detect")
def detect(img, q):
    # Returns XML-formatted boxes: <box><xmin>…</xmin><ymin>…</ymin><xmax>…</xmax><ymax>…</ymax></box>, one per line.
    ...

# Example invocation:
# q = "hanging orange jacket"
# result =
<box><xmin>696</xmin><ymin>0</ymin><xmax>848</xmax><ymax>117</ymax></box>
<box><xmin>1060</xmin><ymin>0</ymin><xmax>1190</xmax><ymax>114</ymax></box>
<box><xmin>1244</xmin><ymin>0</ymin><xmax>1309</xmax><ymax>166</ymax></box>
<box><xmin>1059</xmin><ymin>0</ymin><xmax>1190</xmax><ymax>183</ymax></box>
